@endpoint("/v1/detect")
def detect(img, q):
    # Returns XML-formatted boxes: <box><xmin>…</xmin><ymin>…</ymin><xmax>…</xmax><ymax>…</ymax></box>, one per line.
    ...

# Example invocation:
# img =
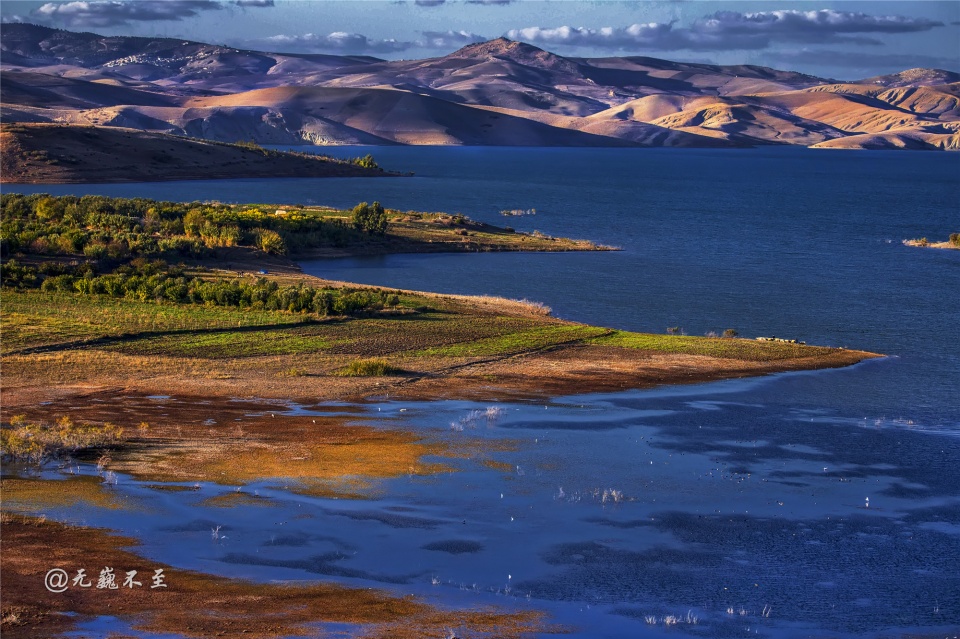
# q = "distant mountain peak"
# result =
<box><xmin>860</xmin><ymin>67</ymin><xmax>960</xmax><ymax>88</ymax></box>
<box><xmin>448</xmin><ymin>37</ymin><xmax>578</xmax><ymax>73</ymax></box>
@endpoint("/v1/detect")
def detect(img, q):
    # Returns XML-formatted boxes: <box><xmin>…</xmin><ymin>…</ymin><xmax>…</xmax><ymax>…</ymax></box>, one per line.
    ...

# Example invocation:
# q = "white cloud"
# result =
<box><xmin>253</xmin><ymin>28</ymin><xmax>485</xmax><ymax>55</ymax></box>
<box><xmin>506</xmin><ymin>9</ymin><xmax>946</xmax><ymax>52</ymax></box>
<box><xmin>420</xmin><ymin>29</ymin><xmax>486</xmax><ymax>48</ymax></box>
<box><xmin>263</xmin><ymin>32</ymin><xmax>413</xmax><ymax>54</ymax></box>
<box><xmin>32</xmin><ymin>1</ymin><xmax>223</xmax><ymax>28</ymax></box>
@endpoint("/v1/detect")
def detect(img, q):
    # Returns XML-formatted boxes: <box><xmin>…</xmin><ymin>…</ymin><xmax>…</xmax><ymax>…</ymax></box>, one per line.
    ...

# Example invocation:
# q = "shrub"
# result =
<box><xmin>334</xmin><ymin>358</ymin><xmax>403</xmax><ymax>377</ymax></box>
<box><xmin>723</xmin><ymin>328</ymin><xmax>739</xmax><ymax>338</ymax></box>
<box><xmin>254</xmin><ymin>228</ymin><xmax>287</xmax><ymax>255</ymax></box>
<box><xmin>351</xmin><ymin>201</ymin><xmax>387</xmax><ymax>235</ymax></box>
<box><xmin>950</xmin><ymin>233</ymin><xmax>960</xmax><ymax>248</ymax></box>
<box><xmin>1</xmin><ymin>415</ymin><xmax>124</xmax><ymax>463</ymax></box>
<box><xmin>352</xmin><ymin>154</ymin><xmax>379</xmax><ymax>170</ymax></box>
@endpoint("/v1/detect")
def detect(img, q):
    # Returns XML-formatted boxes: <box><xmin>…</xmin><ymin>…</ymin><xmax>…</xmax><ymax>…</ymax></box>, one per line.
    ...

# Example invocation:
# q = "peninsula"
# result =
<box><xmin>0</xmin><ymin>123</ymin><xmax>391</xmax><ymax>183</ymax></box>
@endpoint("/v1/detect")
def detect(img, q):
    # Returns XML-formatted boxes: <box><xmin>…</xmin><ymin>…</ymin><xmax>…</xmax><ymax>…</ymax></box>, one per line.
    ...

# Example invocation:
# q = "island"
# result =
<box><xmin>903</xmin><ymin>234</ymin><xmax>960</xmax><ymax>250</ymax></box>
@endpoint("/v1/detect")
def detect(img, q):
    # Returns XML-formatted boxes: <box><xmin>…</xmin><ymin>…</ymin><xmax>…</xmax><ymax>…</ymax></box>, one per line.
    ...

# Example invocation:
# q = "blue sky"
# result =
<box><xmin>2</xmin><ymin>1</ymin><xmax>957</xmax><ymax>79</ymax></box>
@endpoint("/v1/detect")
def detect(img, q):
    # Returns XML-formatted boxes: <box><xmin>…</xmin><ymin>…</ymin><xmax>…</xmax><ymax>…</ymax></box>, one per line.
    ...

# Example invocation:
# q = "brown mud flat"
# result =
<box><xmin>0</xmin><ymin>123</ymin><xmax>392</xmax><ymax>183</ymax></box>
<box><xmin>0</xmin><ymin>515</ymin><xmax>550</xmax><ymax>639</ymax></box>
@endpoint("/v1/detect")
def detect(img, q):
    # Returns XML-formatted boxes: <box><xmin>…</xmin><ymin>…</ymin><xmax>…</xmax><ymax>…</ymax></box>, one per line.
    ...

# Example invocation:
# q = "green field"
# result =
<box><xmin>589</xmin><ymin>330</ymin><xmax>837</xmax><ymax>361</ymax></box>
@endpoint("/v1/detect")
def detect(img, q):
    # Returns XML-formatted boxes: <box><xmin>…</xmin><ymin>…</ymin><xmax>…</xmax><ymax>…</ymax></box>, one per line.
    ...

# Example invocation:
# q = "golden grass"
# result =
<box><xmin>0</xmin><ymin>476</ymin><xmax>134</xmax><ymax>513</ymax></box>
<box><xmin>107</xmin><ymin>427</ymin><xmax>452</xmax><ymax>499</ymax></box>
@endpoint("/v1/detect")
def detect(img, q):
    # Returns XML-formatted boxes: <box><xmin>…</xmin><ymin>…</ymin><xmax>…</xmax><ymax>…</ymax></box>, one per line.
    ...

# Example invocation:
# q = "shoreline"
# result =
<box><xmin>903</xmin><ymin>238</ymin><xmax>960</xmax><ymax>250</ymax></box>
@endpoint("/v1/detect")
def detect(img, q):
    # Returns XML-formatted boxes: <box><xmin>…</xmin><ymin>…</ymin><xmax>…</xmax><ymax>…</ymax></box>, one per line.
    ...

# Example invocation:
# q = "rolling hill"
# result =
<box><xmin>2</xmin><ymin>23</ymin><xmax>957</xmax><ymax>151</ymax></box>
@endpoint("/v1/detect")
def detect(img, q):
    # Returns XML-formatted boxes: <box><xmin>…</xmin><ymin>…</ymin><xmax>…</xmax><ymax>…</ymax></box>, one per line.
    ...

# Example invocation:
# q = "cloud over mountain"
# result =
<box><xmin>252</xmin><ymin>28</ymin><xmax>485</xmax><ymax>54</ymax></box>
<box><xmin>262</xmin><ymin>31</ymin><xmax>412</xmax><ymax>54</ymax></box>
<box><xmin>421</xmin><ymin>30</ymin><xmax>486</xmax><ymax>48</ymax></box>
<box><xmin>506</xmin><ymin>9</ymin><xmax>946</xmax><ymax>52</ymax></box>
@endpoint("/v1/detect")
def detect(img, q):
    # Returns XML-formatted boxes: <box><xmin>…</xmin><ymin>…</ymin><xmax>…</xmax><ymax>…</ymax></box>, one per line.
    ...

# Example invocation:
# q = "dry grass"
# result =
<box><xmin>334</xmin><ymin>358</ymin><xmax>405</xmax><ymax>377</ymax></box>
<box><xmin>0</xmin><ymin>476</ymin><xmax>134</xmax><ymax>513</ymax></box>
<box><xmin>0</xmin><ymin>415</ymin><xmax>124</xmax><ymax>463</ymax></box>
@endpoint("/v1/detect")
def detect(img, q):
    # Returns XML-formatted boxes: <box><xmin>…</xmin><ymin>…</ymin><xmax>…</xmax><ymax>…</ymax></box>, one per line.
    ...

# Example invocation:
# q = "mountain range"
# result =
<box><xmin>2</xmin><ymin>23</ymin><xmax>959</xmax><ymax>150</ymax></box>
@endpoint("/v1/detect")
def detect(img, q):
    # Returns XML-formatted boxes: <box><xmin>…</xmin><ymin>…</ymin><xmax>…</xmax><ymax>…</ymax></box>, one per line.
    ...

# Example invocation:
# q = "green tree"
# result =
<box><xmin>351</xmin><ymin>201</ymin><xmax>387</xmax><ymax>235</ymax></box>
<box><xmin>254</xmin><ymin>228</ymin><xmax>287</xmax><ymax>255</ymax></box>
<box><xmin>352</xmin><ymin>154</ymin><xmax>379</xmax><ymax>170</ymax></box>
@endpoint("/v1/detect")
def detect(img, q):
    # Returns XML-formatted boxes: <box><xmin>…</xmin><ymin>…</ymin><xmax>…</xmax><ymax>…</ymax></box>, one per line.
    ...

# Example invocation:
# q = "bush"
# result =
<box><xmin>351</xmin><ymin>201</ymin><xmax>387</xmax><ymax>235</ymax></box>
<box><xmin>723</xmin><ymin>328</ymin><xmax>739</xmax><ymax>338</ymax></box>
<box><xmin>352</xmin><ymin>154</ymin><xmax>379</xmax><ymax>170</ymax></box>
<box><xmin>334</xmin><ymin>358</ymin><xmax>403</xmax><ymax>377</ymax></box>
<box><xmin>950</xmin><ymin>233</ymin><xmax>960</xmax><ymax>248</ymax></box>
<box><xmin>1</xmin><ymin>415</ymin><xmax>124</xmax><ymax>463</ymax></box>
<box><xmin>254</xmin><ymin>228</ymin><xmax>287</xmax><ymax>255</ymax></box>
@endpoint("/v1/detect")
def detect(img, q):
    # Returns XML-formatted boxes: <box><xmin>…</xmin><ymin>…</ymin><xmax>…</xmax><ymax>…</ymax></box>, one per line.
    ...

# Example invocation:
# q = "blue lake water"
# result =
<box><xmin>6</xmin><ymin>147</ymin><xmax>960</xmax><ymax>637</ymax></box>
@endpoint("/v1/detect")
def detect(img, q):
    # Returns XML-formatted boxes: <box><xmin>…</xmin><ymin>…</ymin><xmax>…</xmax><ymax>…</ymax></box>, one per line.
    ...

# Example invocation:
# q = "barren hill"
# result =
<box><xmin>2</xmin><ymin>23</ymin><xmax>958</xmax><ymax>151</ymax></box>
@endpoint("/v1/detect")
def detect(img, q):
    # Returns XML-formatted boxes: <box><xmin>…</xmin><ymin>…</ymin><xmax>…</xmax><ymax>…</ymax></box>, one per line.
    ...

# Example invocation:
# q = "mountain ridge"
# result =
<box><xmin>2</xmin><ymin>24</ymin><xmax>957</xmax><ymax>150</ymax></box>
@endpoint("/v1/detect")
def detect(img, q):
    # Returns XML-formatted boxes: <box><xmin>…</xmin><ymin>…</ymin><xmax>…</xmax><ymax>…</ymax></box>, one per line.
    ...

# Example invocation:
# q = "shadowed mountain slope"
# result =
<box><xmin>0</xmin><ymin>122</ymin><xmax>393</xmax><ymax>183</ymax></box>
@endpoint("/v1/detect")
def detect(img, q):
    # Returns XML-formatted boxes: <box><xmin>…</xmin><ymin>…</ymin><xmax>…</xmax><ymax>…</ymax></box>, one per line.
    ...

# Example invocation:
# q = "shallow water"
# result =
<box><xmin>6</xmin><ymin>147</ymin><xmax>959</xmax><ymax>637</ymax></box>
<box><xmin>11</xmin><ymin>377</ymin><xmax>959</xmax><ymax>638</ymax></box>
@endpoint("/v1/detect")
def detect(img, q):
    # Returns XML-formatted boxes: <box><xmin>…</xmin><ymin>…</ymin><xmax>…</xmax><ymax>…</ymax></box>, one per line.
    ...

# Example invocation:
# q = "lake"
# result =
<box><xmin>7</xmin><ymin>146</ymin><xmax>960</xmax><ymax>638</ymax></box>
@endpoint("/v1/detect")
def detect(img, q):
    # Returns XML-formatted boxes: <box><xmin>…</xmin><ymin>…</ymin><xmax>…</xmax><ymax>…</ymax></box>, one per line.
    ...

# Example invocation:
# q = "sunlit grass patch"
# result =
<box><xmin>588</xmin><ymin>331</ymin><xmax>838</xmax><ymax>361</ymax></box>
<box><xmin>1</xmin><ymin>290</ymin><xmax>308</xmax><ymax>353</ymax></box>
<box><xmin>414</xmin><ymin>325</ymin><xmax>609</xmax><ymax>358</ymax></box>
<box><xmin>110</xmin><ymin>429</ymin><xmax>452</xmax><ymax>499</ymax></box>
<box><xmin>104</xmin><ymin>327</ymin><xmax>334</xmax><ymax>358</ymax></box>
<box><xmin>0</xmin><ymin>476</ymin><xmax>133</xmax><ymax>512</ymax></box>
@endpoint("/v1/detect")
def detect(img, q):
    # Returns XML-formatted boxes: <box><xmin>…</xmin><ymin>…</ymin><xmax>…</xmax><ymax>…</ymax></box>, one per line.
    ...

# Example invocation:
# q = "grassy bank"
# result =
<box><xmin>2</xmin><ymin>285</ymin><xmax>877</xmax><ymax>403</ymax></box>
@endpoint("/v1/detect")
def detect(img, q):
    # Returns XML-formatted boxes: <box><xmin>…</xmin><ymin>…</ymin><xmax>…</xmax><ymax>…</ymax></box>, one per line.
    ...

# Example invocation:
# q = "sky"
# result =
<box><xmin>2</xmin><ymin>0</ymin><xmax>958</xmax><ymax>79</ymax></box>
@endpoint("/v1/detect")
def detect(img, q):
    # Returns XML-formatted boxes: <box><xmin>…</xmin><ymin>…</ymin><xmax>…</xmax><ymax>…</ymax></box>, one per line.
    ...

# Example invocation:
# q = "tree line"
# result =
<box><xmin>0</xmin><ymin>193</ymin><xmax>390</xmax><ymax>262</ymax></box>
<box><xmin>1</xmin><ymin>258</ymin><xmax>399</xmax><ymax>315</ymax></box>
